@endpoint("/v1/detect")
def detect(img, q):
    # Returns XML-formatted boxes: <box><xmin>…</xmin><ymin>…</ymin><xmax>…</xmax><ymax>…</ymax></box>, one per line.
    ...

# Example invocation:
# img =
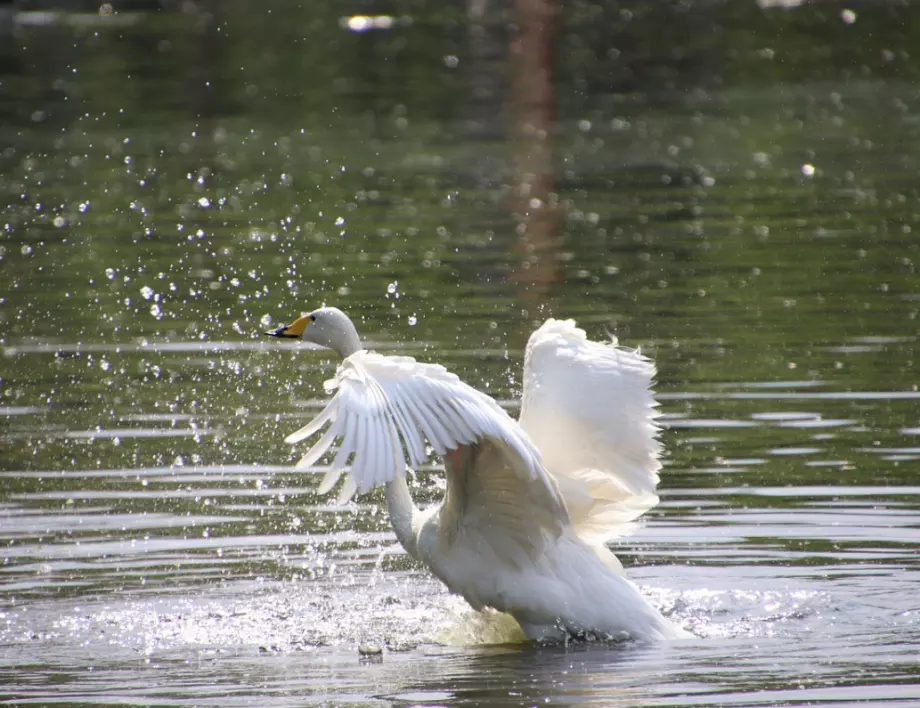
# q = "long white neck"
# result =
<box><xmin>334</xmin><ymin>330</ymin><xmax>362</xmax><ymax>359</ymax></box>
<box><xmin>384</xmin><ymin>474</ymin><xmax>420</xmax><ymax>559</ymax></box>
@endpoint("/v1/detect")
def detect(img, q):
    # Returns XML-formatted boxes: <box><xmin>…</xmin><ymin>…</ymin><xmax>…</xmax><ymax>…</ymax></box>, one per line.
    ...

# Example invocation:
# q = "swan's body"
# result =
<box><xmin>267</xmin><ymin>307</ymin><xmax>689</xmax><ymax>642</ymax></box>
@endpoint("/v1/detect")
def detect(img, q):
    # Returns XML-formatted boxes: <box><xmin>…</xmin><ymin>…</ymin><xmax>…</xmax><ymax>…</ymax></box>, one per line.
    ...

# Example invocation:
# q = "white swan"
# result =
<box><xmin>266</xmin><ymin>307</ymin><xmax>689</xmax><ymax>642</ymax></box>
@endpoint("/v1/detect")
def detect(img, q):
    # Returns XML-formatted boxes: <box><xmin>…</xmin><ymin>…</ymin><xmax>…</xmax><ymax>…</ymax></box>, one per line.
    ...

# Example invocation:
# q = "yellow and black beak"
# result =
<box><xmin>264</xmin><ymin>314</ymin><xmax>311</xmax><ymax>339</ymax></box>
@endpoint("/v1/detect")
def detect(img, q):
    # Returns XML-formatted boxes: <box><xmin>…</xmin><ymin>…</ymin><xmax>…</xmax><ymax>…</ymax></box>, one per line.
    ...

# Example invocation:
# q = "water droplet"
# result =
<box><xmin>140</xmin><ymin>285</ymin><xmax>155</xmax><ymax>300</ymax></box>
<box><xmin>386</xmin><ymin>281</ymin><xmax>398</xmax><ymax>294</ymax></box>
<box><xmin>335</xmin><ymin>216</ymin><xmax>345</xmax><ymax>226</ymax></box>
<box><xmin>408</xmin><ymin>315</ymin><xmax>417</xmax><ymax>326</ymax></box>
<box><xmin>198</xmin><ymin>197</ymin><xmax>211</xmax><ymax>208</ymax></box>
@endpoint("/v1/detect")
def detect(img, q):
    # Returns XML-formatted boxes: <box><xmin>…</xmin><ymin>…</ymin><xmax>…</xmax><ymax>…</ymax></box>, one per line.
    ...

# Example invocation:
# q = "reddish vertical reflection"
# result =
<box><xmin>508</xmin><ymin>0</ymin><xmax>560</xmax><ymax>296</ymax></box>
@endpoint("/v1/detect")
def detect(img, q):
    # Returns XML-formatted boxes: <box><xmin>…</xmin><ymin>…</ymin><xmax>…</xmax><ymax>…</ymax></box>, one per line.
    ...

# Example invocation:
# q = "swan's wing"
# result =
<box><xmin>286</xmin><ymin>351</ymin><xmax>564</xmax><ymax>519</ymax></box>
<box><xmin>436</xmin><ymin>439</ymin><xmax>568</xmax><ymax>574</ymax></box>
<box><xmin>518</xmin><ymin>318</ymin><xmax>662</xmax><ymax>542</ymax></box>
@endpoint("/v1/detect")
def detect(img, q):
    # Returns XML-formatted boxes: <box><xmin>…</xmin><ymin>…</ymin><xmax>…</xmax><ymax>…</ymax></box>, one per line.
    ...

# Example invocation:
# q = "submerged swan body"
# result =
<box><xmin>267</xmin><ymin>307</ymin><xmax>689</xmax><ymax>642</ymax></box>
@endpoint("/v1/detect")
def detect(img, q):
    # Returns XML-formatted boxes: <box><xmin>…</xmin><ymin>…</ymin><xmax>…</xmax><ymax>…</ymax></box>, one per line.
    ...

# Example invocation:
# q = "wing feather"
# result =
<box><xmin>336</xmin><ymin>476</ymin><xmax>358</xmax><ymax>506</ymax></box>
<box><xmin>441</xmin><ymin>398</ymin><xmax>477</xmax><ymax>444</ymax></box>
<box><xmin>389</xmin><ymin>393</ymin><xmax>426</xmax><ymax>468</ymax></box>
<box><xmin>397</xmin><ymin>383</ymin><xmax>443</xmax><ymax>454</ymax></box>
<box><xmin>351</xmin><ymin>400</ymin><xmax>369</xmax><ymax>488</ymax></box>
<box><xmin>383</xmin><ymin>377</ymin><xmax>427</xmax><ymax>467</ymax></box>
<box><xmin>294</xmin><ymin>417</ymin><xmax>343</xmax><ymax>471</ymax></box>
<box><xmin>453</xmin><ymin>397</ymin><xmax>496</xmax><ymax>442</ymax></box>
<box><xmin>367</xmin><ymin>384</ymin><xmax>393</xmax><ymax>489</ymax></box>
<box><xmin>409</xmin><ymin>378</ymin><xmax>465</xmax><ymax>455</ymax></box>
<box><xmin>434</xmin><ymin>397</ymin><xmax>476</xmax><ymax>445</ymax></box>
<box><xmin>316</xmin><ymin>408</ymin><xmax>358</xmax><ymax>494</ymax></box>
<box><xmin>519</xmin><ymin>318</ymin><xmax>663</xmax><ymax>542</ymax></box>
<box><xmin>285</xmin><ymin>399</ymin><xmax>336</xmax><ymax>445</ymax></box>
<box><xmin>331</xmin><ymin>411</ymin><xmax>357</xmax><ymax>469</ymax></box>
<box><xmin>287</xmin><ymin>351</ymin><xmax>555</xmax><ymax>510</ymax></box>
<box><xmin>317</xmin><ymin>466</ymin><xmax>344</xmax><ymax>496</ymax></box>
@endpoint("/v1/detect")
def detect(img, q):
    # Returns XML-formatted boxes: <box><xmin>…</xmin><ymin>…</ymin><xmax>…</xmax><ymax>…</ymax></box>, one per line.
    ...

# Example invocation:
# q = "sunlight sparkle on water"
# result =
<box><xmin>341</xmin><ymin>15</ymin><xmax>398</xmax><ymax>33</ymax></box>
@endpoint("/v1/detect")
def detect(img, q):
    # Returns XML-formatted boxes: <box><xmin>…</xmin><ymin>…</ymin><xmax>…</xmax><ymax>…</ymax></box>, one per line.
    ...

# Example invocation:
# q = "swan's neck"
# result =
<box><xmin>328</xmin><ymin>318</ymin><xmax>362</xmax><ymax>360</ymax></box>
<box><xmin>384</xmin><ymin>474</ymin><xmax>420</xmax><ymax>559</ymax></box>
<box><xmin>335</xmin><ymin>333</ymin><xmax>362</xmax><ymax>359</ymax></box>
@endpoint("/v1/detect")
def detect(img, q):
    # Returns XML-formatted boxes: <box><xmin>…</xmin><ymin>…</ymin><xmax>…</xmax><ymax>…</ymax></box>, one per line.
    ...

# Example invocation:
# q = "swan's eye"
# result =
<box><xmin>309</xmin><ymin>314</ymin><xmax>316</xmax><ymax>322</ymax></box>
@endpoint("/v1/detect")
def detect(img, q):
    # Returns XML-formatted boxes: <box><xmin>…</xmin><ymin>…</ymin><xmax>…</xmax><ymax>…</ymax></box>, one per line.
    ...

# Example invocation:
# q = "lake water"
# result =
<box><xmin>2</xmin><ymin>1</ymin><xmax>919</xmax><ymax>706</ymax></box>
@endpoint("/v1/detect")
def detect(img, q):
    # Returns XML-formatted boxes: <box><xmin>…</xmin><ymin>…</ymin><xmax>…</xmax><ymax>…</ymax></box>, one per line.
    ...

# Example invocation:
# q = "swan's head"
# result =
<box><xmin>265</xmin><ymin>306</ymin><xmax>362</xmax><ymax>359</ymax></box>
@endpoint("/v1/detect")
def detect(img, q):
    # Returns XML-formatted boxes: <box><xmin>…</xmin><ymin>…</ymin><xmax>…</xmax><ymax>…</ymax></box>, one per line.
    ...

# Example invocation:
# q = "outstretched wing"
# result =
<box><xmin>519</xmin><ymin>319</ymin><xmax>662</xmax><ymax>542</ymax></box>
<box><xmin>286</xmin><ymin>351</ymin><xmax>562</xmax><ymax>511</ymax></box>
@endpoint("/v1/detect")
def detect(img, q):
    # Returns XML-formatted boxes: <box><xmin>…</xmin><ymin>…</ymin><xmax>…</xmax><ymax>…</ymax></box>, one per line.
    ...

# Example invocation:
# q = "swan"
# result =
<box><xmin>266</xmin><ymin>307</ymin><xmax>690</xmax><ymax>642</ymax></box>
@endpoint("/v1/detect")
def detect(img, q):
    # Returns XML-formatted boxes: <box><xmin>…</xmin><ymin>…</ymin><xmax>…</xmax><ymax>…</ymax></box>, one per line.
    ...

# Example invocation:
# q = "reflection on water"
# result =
<box><xmin>2</xmin><ymin>0</ymin><xmax>920</xmax><ymax>705</ymax></box>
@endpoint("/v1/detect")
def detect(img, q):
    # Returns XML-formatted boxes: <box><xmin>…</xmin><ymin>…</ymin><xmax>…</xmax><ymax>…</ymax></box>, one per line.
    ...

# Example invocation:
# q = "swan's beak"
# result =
<box><xmin>264</xmin><ymin>314</ymin><xmax>310</xmax><ymax>339</ymax></box>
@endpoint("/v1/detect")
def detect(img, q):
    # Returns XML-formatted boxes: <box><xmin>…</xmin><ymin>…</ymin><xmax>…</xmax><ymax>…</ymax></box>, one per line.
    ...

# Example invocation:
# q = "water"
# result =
<box><xmin>2</xmin><ymin>1</ymin><xmax>920</xmax><ymax>705</ymax></box>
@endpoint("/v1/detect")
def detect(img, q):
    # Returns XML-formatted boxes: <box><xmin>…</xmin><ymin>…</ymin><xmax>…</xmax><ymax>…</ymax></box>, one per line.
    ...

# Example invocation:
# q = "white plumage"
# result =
<box><xmin>267</xmin><ymin>307</ymin><xmax>690</xmax><ymax>642</ymax></box>
<box><xmin>520</xmin><ymin>319</ymin><xmax>663</xmax><ymax>543</ymax></box>
<box><xmin>286</xmin><ymin>353</ymin><xmax>552</xmax><ymax>507</ymax></box>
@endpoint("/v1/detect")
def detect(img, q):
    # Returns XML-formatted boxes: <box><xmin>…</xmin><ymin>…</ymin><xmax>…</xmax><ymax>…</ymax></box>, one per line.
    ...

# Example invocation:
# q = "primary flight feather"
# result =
<box><xmin>266</xmin><ymin>307</ymin><xmax>689</xmax><ymax>642</ymax></box>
